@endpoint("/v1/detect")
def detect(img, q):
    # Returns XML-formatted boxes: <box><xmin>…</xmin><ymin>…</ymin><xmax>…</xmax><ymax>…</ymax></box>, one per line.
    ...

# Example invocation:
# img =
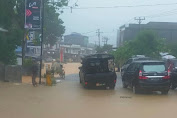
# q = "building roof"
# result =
<box><xmin>120</xmin><ymin>22</ymin><xmax>177</xmax><ymax>30</ymax></box>
<box><xmin>64</xmin><ymin>32</ymin><xmax>88</xmax><ymax>38</ymax></box>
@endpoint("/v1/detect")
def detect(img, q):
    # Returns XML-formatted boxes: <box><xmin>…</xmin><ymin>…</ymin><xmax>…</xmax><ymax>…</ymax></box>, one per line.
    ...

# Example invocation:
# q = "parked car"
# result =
<box><xmin>122</xmin><ymin>60</ymin><xmax>171</xmax><ymax>94</ymax></box>
<box><xmin>79</xmin><ymin>54</ymin><xmax>117</xmax><ymax>89</ymax></box>
<box><xmin>121</xmin><ymin>55</ymin><xmax>151</xmax><ymax>77</ymax></box>
<box><xmin>163</xmin><ymin>59</ymin><xmax>177</xmax><ymax>89</ymax></box>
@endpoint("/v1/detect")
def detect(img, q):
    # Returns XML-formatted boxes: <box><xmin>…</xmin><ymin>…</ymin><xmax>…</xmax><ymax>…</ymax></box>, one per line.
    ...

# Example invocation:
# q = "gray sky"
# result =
<box><xmin>61</xmin><ymin>0</ymin><xmax>177</xmax><ymax>46</ymax></box>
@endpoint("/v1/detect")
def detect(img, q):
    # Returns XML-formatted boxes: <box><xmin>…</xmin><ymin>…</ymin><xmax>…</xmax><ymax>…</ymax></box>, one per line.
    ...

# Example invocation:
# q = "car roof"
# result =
<box><xmin>132</xmin><ymin>57</ymin><xmax>151</xmax><ymax>60</ymax></box>
<box><xmin>133</xmin><ymin>60</ymin><xmax>165</xmax><ymax>63</ymax></box>
<box><xmin>81</xmin><ymin>54</ymin><xmax>114</xmax><ymax>60</ymax></box>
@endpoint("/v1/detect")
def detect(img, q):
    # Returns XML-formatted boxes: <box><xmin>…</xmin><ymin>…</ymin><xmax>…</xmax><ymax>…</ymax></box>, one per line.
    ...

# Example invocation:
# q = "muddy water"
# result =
<box><xmin>1</xmin><ymin>63</ymin><xmax>177</xmax><ymax>118</ymax></box>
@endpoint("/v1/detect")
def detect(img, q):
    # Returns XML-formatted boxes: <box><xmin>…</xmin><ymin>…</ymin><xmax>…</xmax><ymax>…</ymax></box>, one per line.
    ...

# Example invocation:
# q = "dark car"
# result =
<box><xmin>164</xmin><ymin>59</ymin><xmax>177</xmax><ymax>89</ymax></box>
<box><xmin>79</xmin><ymin>54</ymin><xmax>117</xmax><ymax>89</ymax></box>
<box><xmin>121</xmin><ymin>55</ymin><xmax>151</xmax><ymax>77</ymax></box>
<box><xmin>122</xmin><ymin>60</ymin><xmax>170</xmax><ymax>94</ymax></box>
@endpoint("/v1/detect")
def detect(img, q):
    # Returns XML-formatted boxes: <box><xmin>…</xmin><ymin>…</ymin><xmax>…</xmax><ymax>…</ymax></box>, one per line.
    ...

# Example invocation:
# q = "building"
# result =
<box><xmin>60</xmin><ymin>43</ymin><xmax>96</xmax><ymax>62</ymax></box>
<box><xmin>118</xmin><ymin>22</ymin><xmax>177</xmax><ymax>47</ymax></box>
<box><xmin>64</xmin><ymin>33</ymin><xmax>89</xmax><ymax>47</ymax></box>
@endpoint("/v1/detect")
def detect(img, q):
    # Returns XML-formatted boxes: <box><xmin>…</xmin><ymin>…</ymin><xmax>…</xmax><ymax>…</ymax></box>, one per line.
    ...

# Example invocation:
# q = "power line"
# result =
<box><xmin>146</xmin><ymin>9</ymin><xmax>177</xmax><ymax>18</ymax></box>
<box><xmin>63</xmin><ymin>2</ymin><xmax>177</xmax><ymax>9</ymax></box>
<box><xmin>81</xmin><ymin>30</ymin><xmax>95</xmax><ymax>34</ymax></box>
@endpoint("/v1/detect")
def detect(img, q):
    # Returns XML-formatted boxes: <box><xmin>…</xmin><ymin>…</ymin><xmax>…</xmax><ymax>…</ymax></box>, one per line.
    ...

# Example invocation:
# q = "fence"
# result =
<box><xmin>0</xmin><ymin>64</ymin><xmax>22</xmax><ymax>83</ymax></box>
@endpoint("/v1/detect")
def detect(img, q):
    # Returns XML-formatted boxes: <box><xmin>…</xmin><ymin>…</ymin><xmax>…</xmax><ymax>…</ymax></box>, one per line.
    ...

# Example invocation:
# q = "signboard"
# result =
<box><xmin>60</xmin><ymin>47</ymin><xmax>64</xmax><ymax>62</ymax></box>
<box><xmin>25</xmin><ymin>0</ymin><xmax>41</xmax><ymax>29</ymax></box>
<box><xmin>29</xmin><ymin>31</ymin><xmax>35</xmax><ymax>40</ymax></box>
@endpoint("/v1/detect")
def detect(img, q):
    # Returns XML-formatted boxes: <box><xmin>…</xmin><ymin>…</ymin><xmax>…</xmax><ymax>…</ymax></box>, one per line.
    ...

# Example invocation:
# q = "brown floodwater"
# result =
<box><xmin>1</xmin><ymin>63</ymin><xmax>177</xmax><ymax>118</ymax></box>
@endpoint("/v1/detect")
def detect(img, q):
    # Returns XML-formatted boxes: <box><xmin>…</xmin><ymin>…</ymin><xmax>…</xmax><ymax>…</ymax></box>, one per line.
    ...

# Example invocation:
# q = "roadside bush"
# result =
<box><xmin>23</xmin><ymin>57</ymin><xmax>33</xmax><ymax>75</ymax></box>
<box><xmin>23</xmin><ymin>57</ymin><xmax>33</xmax><ymax>67</ymax></box>
<box><xmin>51</xmin><ymin>78</ymin><xmax>56</xmax><ymax>85</ymax></box>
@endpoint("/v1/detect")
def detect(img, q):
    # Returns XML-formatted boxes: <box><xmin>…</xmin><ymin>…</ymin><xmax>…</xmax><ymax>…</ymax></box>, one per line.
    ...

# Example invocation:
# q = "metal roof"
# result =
<box><xmin>81</xmin><ymin>54</ymin><xmax>114</xmax><ymax>60</ymax></box>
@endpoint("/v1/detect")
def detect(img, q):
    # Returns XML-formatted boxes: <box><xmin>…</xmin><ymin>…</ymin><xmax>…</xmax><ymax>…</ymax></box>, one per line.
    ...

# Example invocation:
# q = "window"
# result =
<box><xmin>108</xmin><ymin>59</ymin><xmax>115</xmax><ymax>72</ymax></box>
<box><xmin>127</xmin><ymin>64</ymin><xmax>134</xmax><ymax>71</ymax></box>
<box><xmin>126</xmin><ymin>59</ymin><xmax>132</xmax><ymax>64</ymax></box>
<box><xmin>143</xmin><ymin>64</ymin><xmax>165</xmax><ymax>72</ymax></box>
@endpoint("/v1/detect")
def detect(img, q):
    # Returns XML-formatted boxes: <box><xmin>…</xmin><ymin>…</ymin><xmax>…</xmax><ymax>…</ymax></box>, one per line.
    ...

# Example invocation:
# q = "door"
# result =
<box><xmin>126</xmin><ymin>63</ymin><xmax>136</xmax><ymax>85</ymax></box>
<box><xmin>121</xmin><ymin>59</ymin><xmax>132</xmax><ymax>76</ymax></box>
<box><xmin>123</xmin><ymin>63</ymin><xmax>134</xmax><ymax>85</ymax></box>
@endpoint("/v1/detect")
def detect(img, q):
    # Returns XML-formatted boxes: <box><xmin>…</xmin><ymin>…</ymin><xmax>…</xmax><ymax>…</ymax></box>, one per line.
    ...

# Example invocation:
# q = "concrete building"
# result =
<box><xmin>60</xmin><ymin>44</ymin><xmax>96</xmax><ymax>62</ymax></box>
<box><xmin>64</xmin><ymin>33</ymin><xmax>89</xmax><ymax>47</ymax></box>
<box><xmin>118</xmin><ymin>22</ymin><xmax>177</xmax><ymax>47</ymax></box>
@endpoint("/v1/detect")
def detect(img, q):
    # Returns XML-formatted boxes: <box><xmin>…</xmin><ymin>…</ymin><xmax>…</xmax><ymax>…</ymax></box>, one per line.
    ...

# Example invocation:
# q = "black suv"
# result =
<box><xmin>79</xmin><ymin>54</ymin><xmax>117</xmax><ymax>89</ymax></box>
<box><xmin>122</xmin><ymin>60</ymin><xmax>170</xmax><ymax>94</ymax></box>
<box><xmin>121</xmin><ymin>55</ymin><xmax>150</xmax><ymax>77</ymax></box>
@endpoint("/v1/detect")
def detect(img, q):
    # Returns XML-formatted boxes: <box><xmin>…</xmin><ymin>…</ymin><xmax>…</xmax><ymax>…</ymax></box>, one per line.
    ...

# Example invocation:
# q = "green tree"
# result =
<box><xmin>166</xmin><ymin>41</ymin><xmax>177</xmax><ymax>57</ymax></box>
<box><xmin>0</xmin><ymin>0</ymin><xmax>24</xmax><ymax>65</ymax></box>
<box><xmin>113</xmin><ymin>30</ymin><xmax>167</xmax><ymax>67</ymax></box>
<box><xmin>96</xmin><ymin>44</ymin><xmax>113</xmax><ymax>53</ymax></box>
<box><xmin>43</xmin><ymin>0</ymin><xmax>67</xmax><ymax>46</ymax></box>
<box><xmin>0</xmin><ymin>0</ymin><xmax>68</xmax><ymax>64</ymax></box>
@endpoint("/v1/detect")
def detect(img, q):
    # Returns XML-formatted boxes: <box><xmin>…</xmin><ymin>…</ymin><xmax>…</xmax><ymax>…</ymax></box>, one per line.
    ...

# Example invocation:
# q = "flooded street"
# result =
<box><xmin>1</xmin><ymin>63</ymin><xmax>177</xmax><ymax>118</ymax></box>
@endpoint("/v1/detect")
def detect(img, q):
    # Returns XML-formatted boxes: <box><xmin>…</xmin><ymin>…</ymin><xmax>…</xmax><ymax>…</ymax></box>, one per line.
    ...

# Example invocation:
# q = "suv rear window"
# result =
<box><xmin>86</xmin><ymin>59</ymin><xmax>113</xmax><ymax>73</ymax></box>
<box><xmin>143</xmin><ymin>64</ymin><xmax>165</xmax><ymax>72</ymax></box>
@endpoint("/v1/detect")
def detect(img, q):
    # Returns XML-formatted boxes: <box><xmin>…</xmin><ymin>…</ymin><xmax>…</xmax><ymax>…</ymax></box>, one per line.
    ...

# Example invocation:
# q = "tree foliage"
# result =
<box><xmin>96</xmin><ymin>44</ymin><xmax>113</xmax><ymax>54</ymax></box>
<box><xmin>113</xmin><ymin>30</ymin><xmax>167</xmax><ymax>67</ymax></box>
<box><xmin>166</xmin><ymin>41</ymin><xmax>177</xmax><ymax>57</ymax></box>
<box><xmin>0</xmin><ymin>0</ymin><xmax>24</xmax><ymax>65</ymax></box>
<box><xmin>43</xmin><ymin>0</ymin><xmax>67</xmax><ymax>46</ymax></box>
<box><xmin>0</xmin><ymin>0</ymin><xmax>68</xmax><ymax>64</ymax></box>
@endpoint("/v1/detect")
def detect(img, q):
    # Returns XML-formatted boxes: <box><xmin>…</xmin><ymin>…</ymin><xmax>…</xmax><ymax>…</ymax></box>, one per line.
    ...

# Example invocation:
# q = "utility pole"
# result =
<box><xmin>94</xmin><ymin>41</ymin><xmax>97</xmax><ymax>47</ymax></box>
<box><xmin>96</xmin><ymin>29</ymin><xmax>103</xmax><ymax>47</ymax></box>
<box><xmin>134</xmin><ymin>17</ymin><xmax>145</xmax><ymax>31</ymax></box>
<box><xmin>117</xmin><ymin>29</ymin><xmax>119</xmax><ymax>48</ymax></box>
<box><xmin>102</xmin><ymin>37</ymin><xmax>109</xmax><ymax>45</ymax></box>
<box><xmin>39</xmin><ymin>0</ymin><xmax>44</xmax><ymax>84</ymax></box>
<box><xmin>102</xmin><ymin>37</ymin><xmax>106</xmax><ymax>45</ymax></box>
<box><xmin>105</xmin><ymin>37</ymin><xmax>109</xmax><ymax>45</ymax></box>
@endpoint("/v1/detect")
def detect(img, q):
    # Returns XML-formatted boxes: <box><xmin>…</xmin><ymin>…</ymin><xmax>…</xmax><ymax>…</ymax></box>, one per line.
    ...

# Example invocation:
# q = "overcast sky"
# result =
<box><xmin>60</xmin><ymin>0</ymin><xmax>177</xmax><ymax>46</ymax></box>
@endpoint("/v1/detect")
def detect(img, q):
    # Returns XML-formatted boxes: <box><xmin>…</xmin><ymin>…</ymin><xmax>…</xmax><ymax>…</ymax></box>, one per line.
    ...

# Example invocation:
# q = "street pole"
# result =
<box><xmin>134</xmin><ymin>17</ymin><xmax>145</xmax><ymax>32</ymax></box>
<box><xmin>39</xmin><ymin>0</ymin><xmax>44</xmax><ymax>84</ymax></box>
<box><xmin>96</xmin><ymin>29</ymin><xmax>103</xmax><ymax>47</ymax></box>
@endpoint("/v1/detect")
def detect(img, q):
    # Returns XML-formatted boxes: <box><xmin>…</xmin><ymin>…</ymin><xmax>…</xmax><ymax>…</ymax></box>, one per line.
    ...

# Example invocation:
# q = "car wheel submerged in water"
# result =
<box><xmin>109</xmin><ymin>83</ymin><xmax>115</xmax><ymax>89</ymax></box>
<box><xmin>122</xmin><ymin>80</ymin><xmax>128</xmax><ymax>88</ymax></box>
<box><xmin>132</xmin><ymin>85</ymin><xmax>140</xmax><ymax>94</ymax></box>
<box><xmin>161</xmin><ymin>90</ymin><xmax>169</xmax><ymax>94</ymax></box>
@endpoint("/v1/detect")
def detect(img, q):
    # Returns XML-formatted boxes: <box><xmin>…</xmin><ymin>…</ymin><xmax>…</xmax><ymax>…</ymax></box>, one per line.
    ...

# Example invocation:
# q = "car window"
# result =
<box><xmin>143</xmin><ymin>64</ymin><xmax>165</xmax><ymax>72</ymax></box>
<box><xmin>108</xmin><ymin>59</ymin><xmax>115</xmax><ymax>72</ymax></box>
<box><xmin>127</xmin><ymin>63</ymin><xmax>135</xmax><ymax>71</ymax></box>
<box><xmin>126</xmin><ymin>59</ymin><xmax>132</xmax><ymax>64</ymax></box>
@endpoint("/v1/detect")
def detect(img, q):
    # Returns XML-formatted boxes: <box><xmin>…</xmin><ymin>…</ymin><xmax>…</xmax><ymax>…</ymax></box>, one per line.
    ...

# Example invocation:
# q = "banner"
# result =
<box><xmin>25</xmin><ymin>0</ymin><xmax>41</xmax><ymax>29</ymax></box>
<box><xmin>60</xmin><ymin>47</ymin><xmax>64</xmax><ymax>62</ymax></box>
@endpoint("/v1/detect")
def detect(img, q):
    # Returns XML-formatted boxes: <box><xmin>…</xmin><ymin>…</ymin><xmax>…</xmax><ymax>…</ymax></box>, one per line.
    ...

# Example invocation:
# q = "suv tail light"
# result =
<box><xmin>163</xmin><ymin>76</ymin><xmax>170</xmax><ymax>79</ymax></box>
<box><xmin>114</xmin><ymin>80</ymin><xmax>116</xmax><ymax>83</ymax></box>
<box><xmin>163</xmin><ymin>69</ymin><xmax>171</xmax><ymax>79</ymax></box>
<box><xmin>168</xmin><ymin>69</ymin><xmax>171</xmax><ymax>76</ymax></box>
<box><xmin>139</xmin><ymin>70</ymin><xmax>148</xmax><ymax>79</ymax></box>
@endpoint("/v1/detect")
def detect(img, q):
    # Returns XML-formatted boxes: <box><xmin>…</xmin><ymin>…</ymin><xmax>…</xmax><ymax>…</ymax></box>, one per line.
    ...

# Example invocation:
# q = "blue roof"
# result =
<box><xmin>15</xmin><ymin>46</ymin><xmax>22</xmax><ymax>52</ymax></box>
